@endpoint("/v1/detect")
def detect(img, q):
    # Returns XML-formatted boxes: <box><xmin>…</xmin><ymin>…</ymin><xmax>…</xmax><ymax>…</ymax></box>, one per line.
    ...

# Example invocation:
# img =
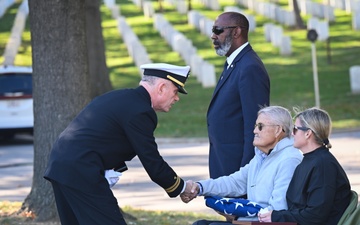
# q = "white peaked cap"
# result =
<box><xmin>140</xmin><ymin>63</ymin><xmax>191</xmax><ymax>94</ymax></box>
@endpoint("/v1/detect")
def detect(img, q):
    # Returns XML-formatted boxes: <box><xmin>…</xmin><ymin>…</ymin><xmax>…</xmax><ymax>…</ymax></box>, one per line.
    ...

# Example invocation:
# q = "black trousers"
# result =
<box><xmin>51</xmin><ymin>180</ymin><xmax>127</xmax><ymax>225</ymax></box>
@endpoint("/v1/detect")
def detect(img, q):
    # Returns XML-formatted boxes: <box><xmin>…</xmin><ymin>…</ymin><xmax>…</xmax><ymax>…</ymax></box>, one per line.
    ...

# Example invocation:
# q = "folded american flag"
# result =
<box><xmin>205</xmin><ymin>196</ymin><xmax>263</xmax><ymax>217</ymax></box>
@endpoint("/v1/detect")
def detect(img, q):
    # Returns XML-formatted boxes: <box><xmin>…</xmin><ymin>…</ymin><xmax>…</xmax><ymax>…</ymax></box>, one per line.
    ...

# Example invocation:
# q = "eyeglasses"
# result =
<box><xmin>293</xmin><ymin>125</ymin><xmax>310</xmax><ymax>135</ymax></box>
<box><xmin>254</xmin><ymin>123</ymin><xmax>279</xmax><ymax>131</ymax></box>
<box><xmin>212</xmin><ymin>26</ymin><xmax>238</xmax><ymax>35</ymax></box>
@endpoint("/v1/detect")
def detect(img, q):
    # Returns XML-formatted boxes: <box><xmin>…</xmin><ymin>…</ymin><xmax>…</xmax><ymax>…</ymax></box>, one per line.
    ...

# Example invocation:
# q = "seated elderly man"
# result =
<box><xmin>181</xmin><ymin>106</ymin><xmax>303</xmax><ymax>225</ymax></box>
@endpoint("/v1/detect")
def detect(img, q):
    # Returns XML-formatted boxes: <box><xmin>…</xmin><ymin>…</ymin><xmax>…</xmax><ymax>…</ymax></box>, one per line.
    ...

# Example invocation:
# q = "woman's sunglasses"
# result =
<box><xmin>212</xmin><ymin>26</ymin><xmax>238</xmax><ymax>35</ymax></box>
<box><xmin>293</xmin><ymin>125</ymin><xmax>310</xmax><ymax>134</ymax></box>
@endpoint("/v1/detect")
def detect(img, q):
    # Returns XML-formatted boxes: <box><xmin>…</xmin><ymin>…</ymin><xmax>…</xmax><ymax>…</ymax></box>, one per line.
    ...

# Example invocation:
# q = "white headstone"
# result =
<box><xmin>246</xmin><ymin>15</ymin><xmax>256</xmax><ymax>32</ymax></box>
<box><xmin>353</xmin><ymin>13</ymin><xmax>360</xmax><ymax>30</ymax></box>
<box><xmin>270</xmin><ymin>26</ymin><xmax>283</xmax><ymax>47</ymax></box>
<box><xmin>201</xmin><ymin>61</ymin><xmax>216</xmax><ymax>87</ymax></box>
<box><xmin>300</xmin><ymin>0</ymin><xmax>312</xmax><ymax>15</ymax></box>
<box><xmin>275</xmin><ymin>7</ymin><xmax>285</xmax><ymax>24</ymax></box>
<box><xmin>224</xmin><ymin>6</ymin><xmax>243</xmax><ymax>13</ymax></box>
<box><xmin>264</xmin><ymin>23</ymin><xmax>274</xmax><ymax>42</ymax></box>
<box><xmin>143</xmin><ymin>1</ymin><xmax>154</xmax><ymax>18</ymax></box>
<box><xmin>133</xmin><ymin>0</ymin><xmax>142</xmax><ymax>8</ymax></box>
<box><xmin>177</xmin><ymin>0</ymin><xmax>188</xmax><ymax>14</ymax></box>
<box><xmin>280</xmin><ymin>36</ymin><xmax>292</xmax><ymax>56</ymax></box>
<box><xmin>110</xmin><ymin>5</ymin><xmax>120</xmax><ymax>19</ymax></box>
<box><xmin>307</xmin><ymin>17</ymin><xmax>319</xmax><ymax>30</ymax></box>
<box><xmin>200</xmin><ymin>17</ymin><xmax>214</xmax><ymax>37</ymax></box>
<box><xmin>209</xmin><ymin>0</ymin><xmax>220</xmax><ymax>10</ymax></box>
<box><xmin>313</xmin><ymin>3</ymin><xmax>324</xmax><ymax>18</ymax></box>
<box><xmin>323</xmin><ymin>5</ymin><xmax>335</xmax><ymax>22</ymax></box>
<box><xmin>284</xmin><ymin>11</ymin><xmax>296</xmax><ymax>27</ymax></box>
<box><xmin>350</xmin><ymin>66</ymin><xmax>360</xmax><ymax>94</ymax></box>
<box><xmin>330</xmin><ymin>0</ymin><xmax>345</xmax><ymax>9</ymax></box>
<box><xmin>104</xmin><ymin>0</ymin><xmax>115</xmax><ymax>8</ymax></box>
<box><xmin>317</xmin><ymin>21</ymin><xmax>329</xmax><ymax>41</ymax></box>
<box><xmin>190</xmin><ymin>54</ymin><xmax>204</xmax><ymax>79</ymax></box>
<box><xmin>188</xmin><ymin>10</ymin><xmax>201</xmax><ymax>28</ymax></box>
<box><xmin>0</xmin><ymin>0</ymin><xmax>15</xmax><ymax>19</ymax></box>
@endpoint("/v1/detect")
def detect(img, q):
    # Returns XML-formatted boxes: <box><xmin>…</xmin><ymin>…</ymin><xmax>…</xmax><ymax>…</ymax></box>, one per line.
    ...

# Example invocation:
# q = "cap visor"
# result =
<box><xmin>178</xmin><ymin>86</ymin><xmax>187</xmax><ymax>94</ymax></box>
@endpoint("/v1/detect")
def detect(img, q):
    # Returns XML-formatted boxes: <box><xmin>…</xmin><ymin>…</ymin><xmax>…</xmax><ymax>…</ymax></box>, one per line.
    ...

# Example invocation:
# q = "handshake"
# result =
<box><xmin>180</xmin><ymin>180</ymin><xmax>200</xmax><ymax>203</ymax></box>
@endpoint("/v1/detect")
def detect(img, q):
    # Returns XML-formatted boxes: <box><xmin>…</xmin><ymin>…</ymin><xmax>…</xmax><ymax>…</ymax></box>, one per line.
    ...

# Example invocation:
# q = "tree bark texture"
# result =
<box><xmin>26</xmin><ymin>0</ymin><xmax>91</xmax><ymax>221</ymax></box>
<box><xmin>85</xmin><ymin>0</ymin><xmax>113</xmax><ymax>98</ymax></box>
<box><xmin>292</xmin><ymin>0</ymin><xmax>306</xmax><ymax>29</ymax></box>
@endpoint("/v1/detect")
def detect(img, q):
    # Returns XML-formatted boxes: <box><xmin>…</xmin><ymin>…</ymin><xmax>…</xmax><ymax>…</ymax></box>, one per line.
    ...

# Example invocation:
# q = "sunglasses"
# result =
<box><xmin>254</xmin><ymin>123</ymin><xmax>279</xmax><ymax>131</ymax></box>
<box><xmin>212</xmin><ymin>26</ymin><xmax>238</xmax><ymax>35</ymax></box>
<box><xmin>293</xmin><ymin>125</ymin><xmax>310</xmax><ymax>134</ymax></box>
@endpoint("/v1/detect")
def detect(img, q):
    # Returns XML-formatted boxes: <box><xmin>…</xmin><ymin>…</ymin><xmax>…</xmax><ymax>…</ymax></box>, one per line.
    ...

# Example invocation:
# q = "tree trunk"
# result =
<box><xmin>292</xmin><ymin>0</ymin><xmax>306</xmax><ymax>29</ymax></box>
<box><xmin>25</xmin><ymin>0</ymin><xmax>91</xmax><ymax>221</ymax></box>
<box><xmin>85</xmin><ymin>0</ymin><xmax>113</xmax><ymax>98</ymax></box>
<box><xmin>158</xmin><ymin>0</ymin><xmax>163</xmax><ymax>12</ymax></box>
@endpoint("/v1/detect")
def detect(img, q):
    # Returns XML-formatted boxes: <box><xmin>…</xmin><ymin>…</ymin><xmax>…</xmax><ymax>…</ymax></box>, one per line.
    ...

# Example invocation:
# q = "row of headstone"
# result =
<box><xmin>153</xmin><ymin>14</ymin><xmax>216</xmax><ymax>87</ymax></box>
<box><xmin>264</xmin><ymin>23</ymin><xmax>292</xmax><ymax>56</ymax></box>
<box><xmin>117</xmin><ymin>16</ymin><xmax>152</xmax><ymax>75</ymax></box>
<box><xmin>345</xmin><ymin>0</ymin><xmax>360</xmax><ymax>13</ymax></box>
<box><xmin>329</xmin><ymin>0</ymin><xmax>346</xmax><ymax>9</ymax></box>
<box><xmin>0</xmin><ymin>0</ymin><xmax>15</xmax><ymax>19</ymax></box>
<box><xmin>344</xmin><ymin>0</ymin><xmax>360</xmax><ymax>30</ymax></box>
<box><xmin>223</xmin><ymin>6</ymin><xmax>256</xmax><ymax>32</ymax></box>
<box><xmin>187</xmin><ymin>8</ymin><xmax>256</xmax><ymax>39</ymax></box>
<box><xmin>164</xmin><ymin>0</ymin><xmax>176</xmax><ymax>4</ymax></box>
<box><xmin>2</xmin><ymin>0</ymin><xmax>28</xmax><ymax>66</ymax></box>
<box><xmin>162</xmin><ymin>0</ymin><xmax>188</xmax><ymax>14</ymax></box>
<box><xmin>132</xmin><ymin>0</ymin><xmax>142</xmax><ymax>8</ymax></box>
<box><xmin>196</xmin><ymin>0</ymin><xmax>220</xmax><ymax>11</ymax></box>
<box><xmin>128</xmin><ymin>0</ymin><xmax>155</xmax><ymax>18</ymax></box>
<box><xmin>188</xmin><ymin>10</ymin><xmax>214</xmax><ymax>37</ymax></box>
<box><xmin>104</xmin><ymin>1</ymin><xmax>152</xmax><ymax>74</ymax></box>
<box><xmin>350</xmin><ymin>66</ymin><xmax>360</xmax><ymax>94</ymax></box>
<box><xmin>327</xmin><ymin>0</ymin><xmax>360</xmax><ymax>11</ymax></box>
<box><xmin>307</xmin><ymin>17</ymin><xmax>329</xmax><ymax>41</ymax></box>
<box><xmin>164</xmin><ymin>0</ymin><xmax>221</xmax><ymax>13</ymax></box>
<box><xmin>236</xmin><ymin>0</ymin><xmax>297</xmax><ymax>27</ymax></box>
<box><xmin>298</xmin><ymin>0</ymin><xmax>335</xmax><ymax>22</ymax></box>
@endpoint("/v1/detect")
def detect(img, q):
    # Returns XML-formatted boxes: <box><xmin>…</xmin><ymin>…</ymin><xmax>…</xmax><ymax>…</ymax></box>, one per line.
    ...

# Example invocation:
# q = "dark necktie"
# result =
<box><xmin>218</xmin><ymin>61</ymin><xmax>228</xmax><ymax>83</ymax></box>
<box><xmin>223</xmin><ymin>61</ymin><xmax>228</xmax><ymax>70</ymax></box>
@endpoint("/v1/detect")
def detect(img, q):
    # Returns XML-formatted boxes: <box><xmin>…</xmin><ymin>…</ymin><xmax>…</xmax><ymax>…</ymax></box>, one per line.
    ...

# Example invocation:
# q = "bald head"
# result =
<box><xmin>217</xmin><ymin>12</ymin><xmax>249</xmax><ymax>40</ymax></box>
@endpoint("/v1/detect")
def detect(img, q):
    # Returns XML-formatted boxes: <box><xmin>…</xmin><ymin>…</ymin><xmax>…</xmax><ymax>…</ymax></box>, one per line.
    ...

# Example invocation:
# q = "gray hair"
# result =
<box><xmin>258</xmin><ymin>106</ymin><xmax>293</xmax><ymax>138</ymax></box>
<box><xmin>294</xmin><ymin>107</ymin><xmax>332</xmax><ymax>148</ymax></box>
<box><xmin>141</xmin><ymin>75</ymin><xmax>159</xmax><ymax>85</ymax></box>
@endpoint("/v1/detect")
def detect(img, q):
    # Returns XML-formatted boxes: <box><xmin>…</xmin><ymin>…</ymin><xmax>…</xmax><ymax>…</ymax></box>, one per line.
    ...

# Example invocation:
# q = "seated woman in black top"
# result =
<box><xmin>258</xmin><ymin>107</ymin><xmax>351</xmax><ymax>225</ymax></box>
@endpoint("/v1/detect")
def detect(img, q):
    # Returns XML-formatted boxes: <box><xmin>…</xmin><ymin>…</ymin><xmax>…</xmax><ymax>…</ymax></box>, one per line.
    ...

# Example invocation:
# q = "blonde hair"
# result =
<box><xmin>294</xmin><ymin>107</ymin><xmax>332</xmax><ymax>148</ymax></box>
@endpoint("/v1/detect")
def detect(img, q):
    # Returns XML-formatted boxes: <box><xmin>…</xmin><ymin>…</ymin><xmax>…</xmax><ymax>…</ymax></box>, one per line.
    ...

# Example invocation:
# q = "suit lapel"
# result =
<box><xmin>212</xmin><ymin>62</ymin><xmax>232</xmax><ymax>97</ymax></box>
<box><xmin>209</xmin><ymin>44</ymin><xmax>253</xmax><ymax>104</ymax></box>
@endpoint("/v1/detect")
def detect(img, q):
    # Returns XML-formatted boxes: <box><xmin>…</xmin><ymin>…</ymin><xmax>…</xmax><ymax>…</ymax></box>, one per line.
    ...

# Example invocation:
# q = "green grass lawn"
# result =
<box><xmin>0</xmin><ymin>201</ymin><xmax>222</xmax><ymax>224</ymax></box>
<box><xmin>1</xmin><ymin>0</ymin><xmax>360</xmax><ymax>137</ymax></box>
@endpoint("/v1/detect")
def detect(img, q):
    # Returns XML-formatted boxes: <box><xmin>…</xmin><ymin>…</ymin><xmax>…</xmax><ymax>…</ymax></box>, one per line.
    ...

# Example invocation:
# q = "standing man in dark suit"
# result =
<box><xmin>208</xmin><ymin>12</ymin><xmax>270</xmax><ymax>179</ymax></box>
<box><xmin>44</xmin><ymin>63</ymin><xmax>192</xmax><ymax>225</ymax></box>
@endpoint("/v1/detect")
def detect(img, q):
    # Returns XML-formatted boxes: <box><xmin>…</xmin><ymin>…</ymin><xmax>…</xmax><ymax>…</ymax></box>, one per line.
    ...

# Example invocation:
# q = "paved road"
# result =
<box><xmin>0</xmin><ymin>131</ymin><xmax>359</xmax><ymax>215</ymax></box>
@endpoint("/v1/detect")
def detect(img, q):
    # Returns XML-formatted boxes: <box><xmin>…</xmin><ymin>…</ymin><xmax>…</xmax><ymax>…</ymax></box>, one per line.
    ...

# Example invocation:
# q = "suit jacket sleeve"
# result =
<box><xmin>124</xmin><ymin>110</ymin><xmax>184</xmax><ymax>198</ymax></box>
<box><xmin>238</xmin><ymin>61</ymin><xmax>270</xmax><ymax>166</ymax></box>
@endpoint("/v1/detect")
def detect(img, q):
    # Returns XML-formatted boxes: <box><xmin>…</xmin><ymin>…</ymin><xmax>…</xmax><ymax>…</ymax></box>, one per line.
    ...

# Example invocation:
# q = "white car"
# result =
<box><xmin>0</xmin><ymin>65</ymin><xmax>33</xmax><ymax>139</ymax></box>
